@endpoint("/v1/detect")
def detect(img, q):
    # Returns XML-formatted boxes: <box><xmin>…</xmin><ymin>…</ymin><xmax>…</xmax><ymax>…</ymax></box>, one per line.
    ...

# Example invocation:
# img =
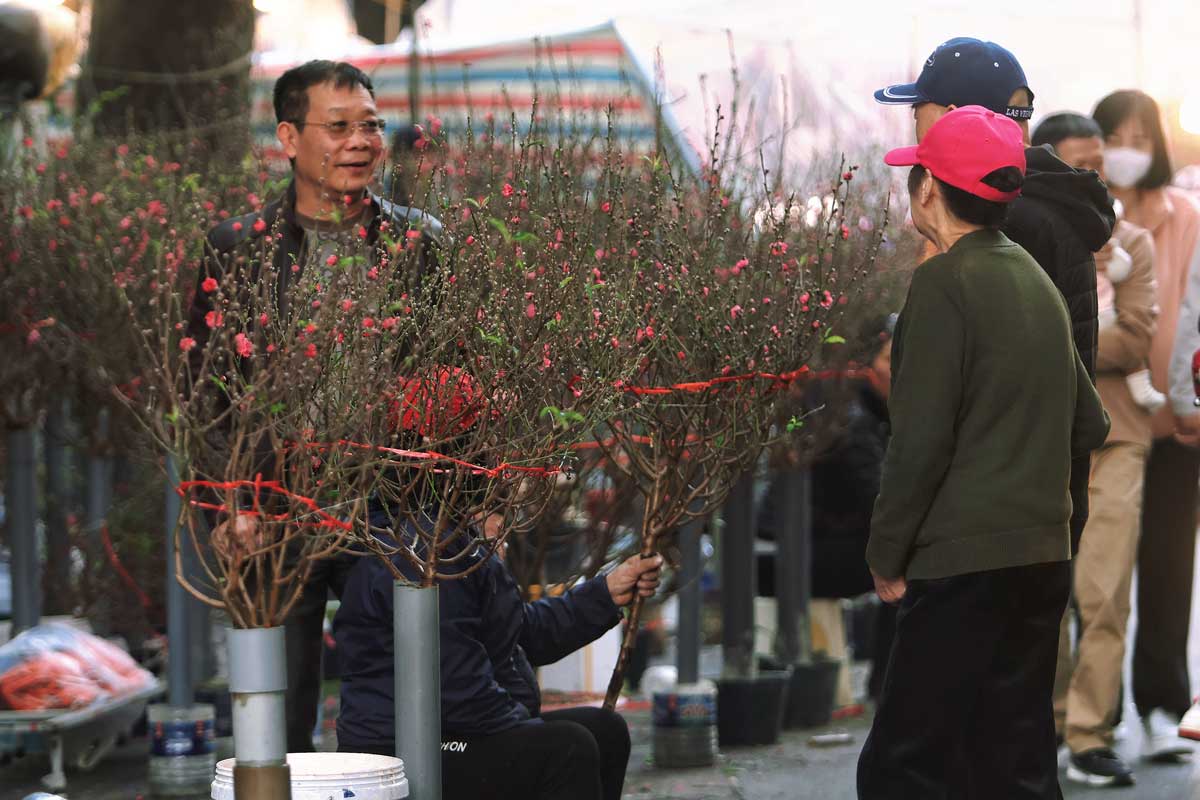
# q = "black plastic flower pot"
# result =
<box><xmin>783</xmin><ymin>657</ymin><xmax>841</xmax><ymax>729</ymax></box>
<box><xmin>716</xmin><ymin>669</ymin><xmax>791</xmax><ymax>747</ymax></box>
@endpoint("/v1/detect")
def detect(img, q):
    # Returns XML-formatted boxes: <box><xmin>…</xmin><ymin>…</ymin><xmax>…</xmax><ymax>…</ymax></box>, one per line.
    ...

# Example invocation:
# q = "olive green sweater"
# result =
<box><xmin>866</xmin><ymin>229</ymin><xmax>1110</xmax><ymax>580</ymax></box>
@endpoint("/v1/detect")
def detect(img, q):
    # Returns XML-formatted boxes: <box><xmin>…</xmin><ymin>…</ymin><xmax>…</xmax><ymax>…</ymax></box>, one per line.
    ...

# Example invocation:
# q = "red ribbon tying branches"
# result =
<box><xmin>177</xmin><ymin>477</ymin><xmax>354</xmax><ymax>531</ymax></box>
<box><xmin>100</xmin><ymin>523</ymin><xmax>154</xmax><ymax>611</ymax></box>
<box><xmin>617</xmin><ymin>366</ymin><xmax>864</xmax><ymax>396</ymax></box>
<box><xmin>300</xmin><ymin>439</ymin><xmax>564</xmax><ymax>479</ymax></box>
<box><xmin>174</xmin><ymin>367</ymin><xmax>869</xmax><ymax>520</ymax></box>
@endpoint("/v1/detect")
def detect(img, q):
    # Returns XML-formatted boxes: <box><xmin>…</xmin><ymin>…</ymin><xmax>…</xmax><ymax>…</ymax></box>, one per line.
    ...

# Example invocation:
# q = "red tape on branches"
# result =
<box><xmin>173</xmin><ymin>367</ymin><xmax>867</xmax><ymax>520</ymax></box>
<box><xmin>176</xmin><ymin>476</ymin><xmax>355</xmax><ymax>531</ymax></box>
<box><xmin>617</xmin><ymin>366</ymin><xmax>865</xmax><ymax>395</ymax></box>
<box><xmin>298</xmin><ymin>440</ymin><xmax>564</xmax><ymax>479</ymax></box>
<box><xmin>100</xmin><ymin>523</ymin><xmax>154</xmax><ymax>611</ymax></box>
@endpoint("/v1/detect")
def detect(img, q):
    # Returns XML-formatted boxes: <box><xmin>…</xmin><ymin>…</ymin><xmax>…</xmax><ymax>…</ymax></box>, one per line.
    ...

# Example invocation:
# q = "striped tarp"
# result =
<box><xmin>251</xmin><ymin>23</ymin><xmax>680</xmax><ymax>163</ymax></box>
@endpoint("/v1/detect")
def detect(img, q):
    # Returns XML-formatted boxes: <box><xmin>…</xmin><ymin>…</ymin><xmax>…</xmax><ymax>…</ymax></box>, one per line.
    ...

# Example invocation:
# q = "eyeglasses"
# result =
<box><xmin>294</xmin><ymin>118</ymin><xmax>387</xmax><ymax>139</ymax></box>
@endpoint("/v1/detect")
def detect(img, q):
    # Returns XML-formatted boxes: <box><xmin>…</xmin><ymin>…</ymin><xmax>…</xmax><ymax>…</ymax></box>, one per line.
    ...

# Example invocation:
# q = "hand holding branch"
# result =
<box><xmin>606</xmin><ymin>553</ymin><xmax>664</xmax><ymax>607</ymax></box>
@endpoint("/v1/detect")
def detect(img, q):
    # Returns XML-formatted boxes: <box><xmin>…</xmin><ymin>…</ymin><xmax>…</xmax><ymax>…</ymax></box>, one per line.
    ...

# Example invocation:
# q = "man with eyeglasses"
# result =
<box><xmin>187</xmin><ymin>59</ymin><xmax>442</xmax><ymax>754</ymax></box>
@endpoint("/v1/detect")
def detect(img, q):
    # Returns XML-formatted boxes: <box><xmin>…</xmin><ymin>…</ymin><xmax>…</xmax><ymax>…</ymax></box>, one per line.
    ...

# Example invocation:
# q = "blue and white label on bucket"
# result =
<box><xmin>151</xmin><ymin>718</ymin><xmax>215</xmax><ymax>757</ymax></box>
<box><xmin>652</xmin><ymin>692</ymin><xmax>717</xmax><ymax>728</ymax></box>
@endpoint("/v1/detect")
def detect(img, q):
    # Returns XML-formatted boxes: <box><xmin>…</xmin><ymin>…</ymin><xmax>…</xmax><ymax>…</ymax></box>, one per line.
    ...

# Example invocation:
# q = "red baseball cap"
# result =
<box><xmin>884</xmin><ymin>105</ymin><xmax>1026</xmax><ymax>202</ymax></box>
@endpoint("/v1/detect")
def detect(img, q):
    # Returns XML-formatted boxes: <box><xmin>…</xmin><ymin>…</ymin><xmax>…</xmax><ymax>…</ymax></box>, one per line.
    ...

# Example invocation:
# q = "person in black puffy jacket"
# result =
<box><xmin>1005</xmin><ymin>145</ymin><xmax>1115</xmax><ymax>552</ymax></box>
<box><xmin>335</xmin><ymin>503</ymin><xmax>662</xmax><ymax>800</ymax></box>
<box><xmin>873</xmin><ymin>37</ymin><xmax>1115</xmax><ymax>553</ymax></box>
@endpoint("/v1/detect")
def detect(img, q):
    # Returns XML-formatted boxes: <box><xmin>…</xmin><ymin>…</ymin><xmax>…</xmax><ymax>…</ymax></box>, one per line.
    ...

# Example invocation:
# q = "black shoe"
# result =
<box><xmin>1067</xmin><ymin>748</ymin><xmax>1135</xmax><ymax>787</ymax></box>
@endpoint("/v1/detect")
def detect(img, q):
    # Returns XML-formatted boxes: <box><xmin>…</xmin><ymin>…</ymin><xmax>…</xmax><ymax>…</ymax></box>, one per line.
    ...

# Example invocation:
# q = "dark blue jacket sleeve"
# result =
<box><xmin>439</xmin><ymin>578</ymin><xmax>535</xmax><ymax>735</ymax></box>
<box><xmin>517</xmin><ymin>574</ymin><xmax>622</xmax><ymax>667</ymax></box>
<box><xmin>437</xmin><ymin>556</ymin><xmax>536</xmax><ymax>735</ymax></box>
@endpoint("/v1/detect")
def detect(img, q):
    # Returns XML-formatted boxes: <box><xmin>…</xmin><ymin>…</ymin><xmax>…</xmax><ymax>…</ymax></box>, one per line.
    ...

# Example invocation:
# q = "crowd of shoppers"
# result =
<box><xmin>854</xmin><ymin>37</ymin><xmax>1200</xmax><ymax>797</ymax></box>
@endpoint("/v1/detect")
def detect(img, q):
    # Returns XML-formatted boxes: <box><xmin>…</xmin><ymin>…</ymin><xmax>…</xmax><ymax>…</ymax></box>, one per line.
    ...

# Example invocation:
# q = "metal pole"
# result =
<box><xmin>394</xmin><ymin>583</ymin><xmax>441</xmax><ymax>800</ymax></box>
<box><xmin>719</xmin><ymin>473</ymin><xmax>756</xmax><ymax>679</ymax></box>
<box><xmin>796</xmin><ymin>469</ymin><xmax>813</xmax><ymax>664</ymax></box>
<box><xmin>407</xmin><ymin>1</ymin><xmax>420</xmax><ymax>125</ymax></box>
<box><xmin>86</xmin><ymin>410</ymin><xmax>113</xmax><ymax>637</ymax></box>
<box><xmin>228</xmin><ymin>626</ymin><xmax>291</xmax><ymax>799</ymax></box>
<box><xmin>675</xmin><ymin>517</ymin><xmax>704</xmax><ymax>685</ymax></box>
<box><xmin>43</xmin><ymin>399</ymin><xmax>71</xmax><ymax>615</ymax></box>
<box><xmin>385</xmin><ymin>0</ymin><xmax>404</xmax><ymax>43</ymax></box>
<box><xmin>181</xmin><ymin>511</ymin><xmax>213</xmax><ymax>686</ymax></box>
<box><xmin>165</xmin><ymin>454</ymin><xmax>193</xmax><ymax>707</ymax></box>
<box><xmin>774</xmin><ymin>468</ymin><xmax>812</xmax><ymax>665</ymax></box>
<box><xmin>8</xmin><ymin>426</ymin><xmax>41</xmax><ymax>633</ymax></box>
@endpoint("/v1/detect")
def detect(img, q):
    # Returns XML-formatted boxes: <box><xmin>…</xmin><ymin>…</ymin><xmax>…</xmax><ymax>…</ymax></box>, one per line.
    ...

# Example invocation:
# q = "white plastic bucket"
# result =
<box><xmin>211</xmin><ymin>752</ymin><xmax>409</xmax><ymax>800</ymax></box>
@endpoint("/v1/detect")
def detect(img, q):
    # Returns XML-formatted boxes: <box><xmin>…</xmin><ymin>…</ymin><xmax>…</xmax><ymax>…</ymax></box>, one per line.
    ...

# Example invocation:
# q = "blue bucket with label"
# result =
<box><xmin>651</xmin><ymin>681</ymin><xmax>717</xmax><ymax>768</ymax></box>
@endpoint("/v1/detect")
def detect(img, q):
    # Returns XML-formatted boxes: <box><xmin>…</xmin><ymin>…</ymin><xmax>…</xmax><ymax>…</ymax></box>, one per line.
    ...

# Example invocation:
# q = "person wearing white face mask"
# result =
<box><xmin>1092</xmin><ymin>89</ymin><xmax>1200</xmax><ymax>761</ymax></box>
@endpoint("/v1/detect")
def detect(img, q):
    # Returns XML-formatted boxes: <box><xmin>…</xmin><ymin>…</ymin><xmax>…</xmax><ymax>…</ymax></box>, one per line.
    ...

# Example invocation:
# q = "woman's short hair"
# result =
<box><xmin>1092</xmin><ymin>90</ymin><xmax>1173</xmax><ymax>190</ymax></box>
<box><xmin>908</xmin><ymin>164</ymin><xmax>1023</xmax><ymax>228</ymax></box>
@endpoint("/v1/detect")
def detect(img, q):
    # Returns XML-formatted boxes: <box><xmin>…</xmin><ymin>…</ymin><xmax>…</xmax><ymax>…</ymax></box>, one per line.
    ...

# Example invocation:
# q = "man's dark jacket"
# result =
<box><xmin>1004</xmin><ymin>145</ymin><xmax>1115</xmax><ymax>552</ymax></box>
<box><xmin>334</xmin><ymin>510</ymin><xmax>622</xmax><ymax>750</ymax></box>
<box><xmin>183</xmin><ymin>182</ymin><xmax>443</xmax><ymax>495</ymax></box>
<box><xmin>188</xmin><ymin>180</ymin><xmax>442</xmax><ymax>352</ymax></box>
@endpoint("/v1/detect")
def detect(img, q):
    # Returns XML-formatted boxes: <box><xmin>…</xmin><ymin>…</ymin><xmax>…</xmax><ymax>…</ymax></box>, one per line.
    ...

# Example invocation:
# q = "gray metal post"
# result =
<box><xmin>8</xmin><ymin>426</ymin><xmax>41</xmax><ymax>633</ymax></box>
<box><xmin>720</xmin><ymin>473</ymin><xmax>757</xmax><ymax>679</ymax></box>
<box><xmin>774</xmin><ymin>469</ymin><xmax>812</xmax><ymax>665</ymax></box>
<box><xmin>43</xmin><ymin>400</ymin><xmax>72</xmax><ymax>615</ymax></box>
<box><xmin>675</xmin><ymin>517</ymin><xmax>704</xmax><ymax>685</ymax></box>
<box><xmin>796</xmin><ymin>470</ymin><xmax>813</xmax><ymax>660</ymax></box>
<box><xmin>228</xmin><ymin>626</ymin><xmax>291</xmax><ymax>798</ymax></box>
<box><xmin>165</xmin><ymin>454</ymin><xmax>193</xmax><ymax>707</ymax></box>
<box><xmin>394</xmin><ymin>583</ymin><xmax>441</xmax><ymax>800</ymax></box>
<box><xmin>181</xmin><ymin>514</ymin><xmax>214</xmax><ymax>686</ymax></box>
<box><xmin>86</xmin><ymin>410</ymin><xmax>113</xmax><ymax>637</ymax></box>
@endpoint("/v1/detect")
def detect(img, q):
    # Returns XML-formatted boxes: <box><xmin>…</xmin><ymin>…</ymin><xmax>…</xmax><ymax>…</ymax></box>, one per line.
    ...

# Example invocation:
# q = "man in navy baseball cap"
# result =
<box><xmin>875</xmin><ymin>37</ymin><xmax>1034</xmax><ymax>124</ymax></box>
<box><xmin>872</xmin><ymin>34</ymin><xmax>1117</xmax><ymax>780</ymax></box>
<box><xmin>876</xmin><ymin>38</ymin><xmax>1037</xmax><ymax>144</ymax></box>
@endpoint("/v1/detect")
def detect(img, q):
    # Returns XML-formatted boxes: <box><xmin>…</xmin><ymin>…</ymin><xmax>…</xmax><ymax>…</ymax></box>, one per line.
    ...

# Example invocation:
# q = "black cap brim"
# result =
<box><xmin>874</xmin><ymin>82</ymin><xmax>926</xmax><ymax>105</ymax></box>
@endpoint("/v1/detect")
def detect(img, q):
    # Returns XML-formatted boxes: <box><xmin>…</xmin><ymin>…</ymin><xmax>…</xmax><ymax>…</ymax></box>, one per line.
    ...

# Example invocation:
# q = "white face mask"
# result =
<box><xmin>1104</xmin><ymin>147</ymin><xmax>1153</xmax><ymax>189</ymax></box>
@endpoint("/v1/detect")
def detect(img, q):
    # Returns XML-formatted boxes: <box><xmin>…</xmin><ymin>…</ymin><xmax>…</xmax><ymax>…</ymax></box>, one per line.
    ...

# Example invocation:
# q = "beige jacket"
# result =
<box><xmin>1096</xmin><ymin>221</ymin><xmax>1157</xmax><ymax>446</ymax></box>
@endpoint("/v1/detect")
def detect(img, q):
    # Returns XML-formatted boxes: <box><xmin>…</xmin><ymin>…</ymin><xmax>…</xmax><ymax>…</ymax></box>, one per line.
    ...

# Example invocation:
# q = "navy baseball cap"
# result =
<box><xmin>875</xmin><ymin>37</ymin><xmax>1035</xmax><ymax>121</ymax></box>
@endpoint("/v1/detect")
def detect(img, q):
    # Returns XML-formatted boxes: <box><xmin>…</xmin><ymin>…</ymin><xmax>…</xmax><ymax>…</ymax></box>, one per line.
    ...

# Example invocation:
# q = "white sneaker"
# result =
<box><xmin>1126</xmin><ymin>369</ymin><xmax>1167</xmax><ymax>414</ymax></box>
<box><xmin>1141</xmin><ymin>709</ymin><xmax>1193</xmax><ymax>761</ymax></box>
<box><xmin>1179</xmin><ymin>700</ymin><xmax>1200</xmax><ymax>742</ymax></box>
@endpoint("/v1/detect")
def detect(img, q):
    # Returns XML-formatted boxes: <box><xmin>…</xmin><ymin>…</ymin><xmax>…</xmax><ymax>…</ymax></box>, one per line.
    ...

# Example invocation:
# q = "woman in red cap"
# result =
<box><xmin>857</xmin><ymin>106</ymin><xmax>1110</xmax><ymax>800</ymax></box>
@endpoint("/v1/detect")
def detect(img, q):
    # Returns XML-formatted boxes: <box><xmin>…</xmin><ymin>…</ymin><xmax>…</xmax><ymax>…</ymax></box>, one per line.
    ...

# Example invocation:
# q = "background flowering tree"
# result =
<box><xmin>588</xmin><ymin>118</ymin><xmax>888</xmax><ymax>707</ymax></box>
<box><xmin>4</xmin><ymin>127</ymin><xmax>413</xmax><ymax>629</ymax></box>
<box><xmin>384</xmin><ymin>96</ymin><xmax>891</xmax><ymax>707</ymax></box>
<box><xmin>358</xmin><ymin>103</ymin><xmax>643</xmax><ymax>586</ymax></box>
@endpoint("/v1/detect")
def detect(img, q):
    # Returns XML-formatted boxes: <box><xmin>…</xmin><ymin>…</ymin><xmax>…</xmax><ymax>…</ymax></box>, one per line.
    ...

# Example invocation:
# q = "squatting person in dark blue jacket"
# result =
<box><xmin>335</xmin><ymin>508</ymin><xmax>663</xmax><ymax>800</ymax></box>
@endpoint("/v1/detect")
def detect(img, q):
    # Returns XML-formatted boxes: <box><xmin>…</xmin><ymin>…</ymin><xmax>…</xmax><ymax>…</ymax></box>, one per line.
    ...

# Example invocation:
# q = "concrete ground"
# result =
<box><xmin>625</xmin><ymin>705</ymin><xmax>1200</xmax><ymax>800</ymax></box>
<box><xmin>2</xmin><ymin>699</ymin><xmax>1198</xmax><ymax>799</ymax></box>
<box><xmin>6</xmin><ymin>541</ymin><xmax>1200</xmax><ymax>799</ymax></box>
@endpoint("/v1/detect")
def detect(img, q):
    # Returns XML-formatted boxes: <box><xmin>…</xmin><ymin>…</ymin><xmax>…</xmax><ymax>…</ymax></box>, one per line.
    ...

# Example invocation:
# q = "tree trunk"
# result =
<box><xmin>79</xmin><ymin>0</ymin><xmax>254</xmax><ymax>160</ymax></box>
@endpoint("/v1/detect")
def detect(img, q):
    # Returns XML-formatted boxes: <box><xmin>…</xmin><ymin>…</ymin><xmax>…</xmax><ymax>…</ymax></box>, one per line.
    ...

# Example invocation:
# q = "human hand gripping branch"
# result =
<box><xmin>606</xmin><ymin>553</ymin><xmax>664</xmax><ymax>607</ymax></box>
